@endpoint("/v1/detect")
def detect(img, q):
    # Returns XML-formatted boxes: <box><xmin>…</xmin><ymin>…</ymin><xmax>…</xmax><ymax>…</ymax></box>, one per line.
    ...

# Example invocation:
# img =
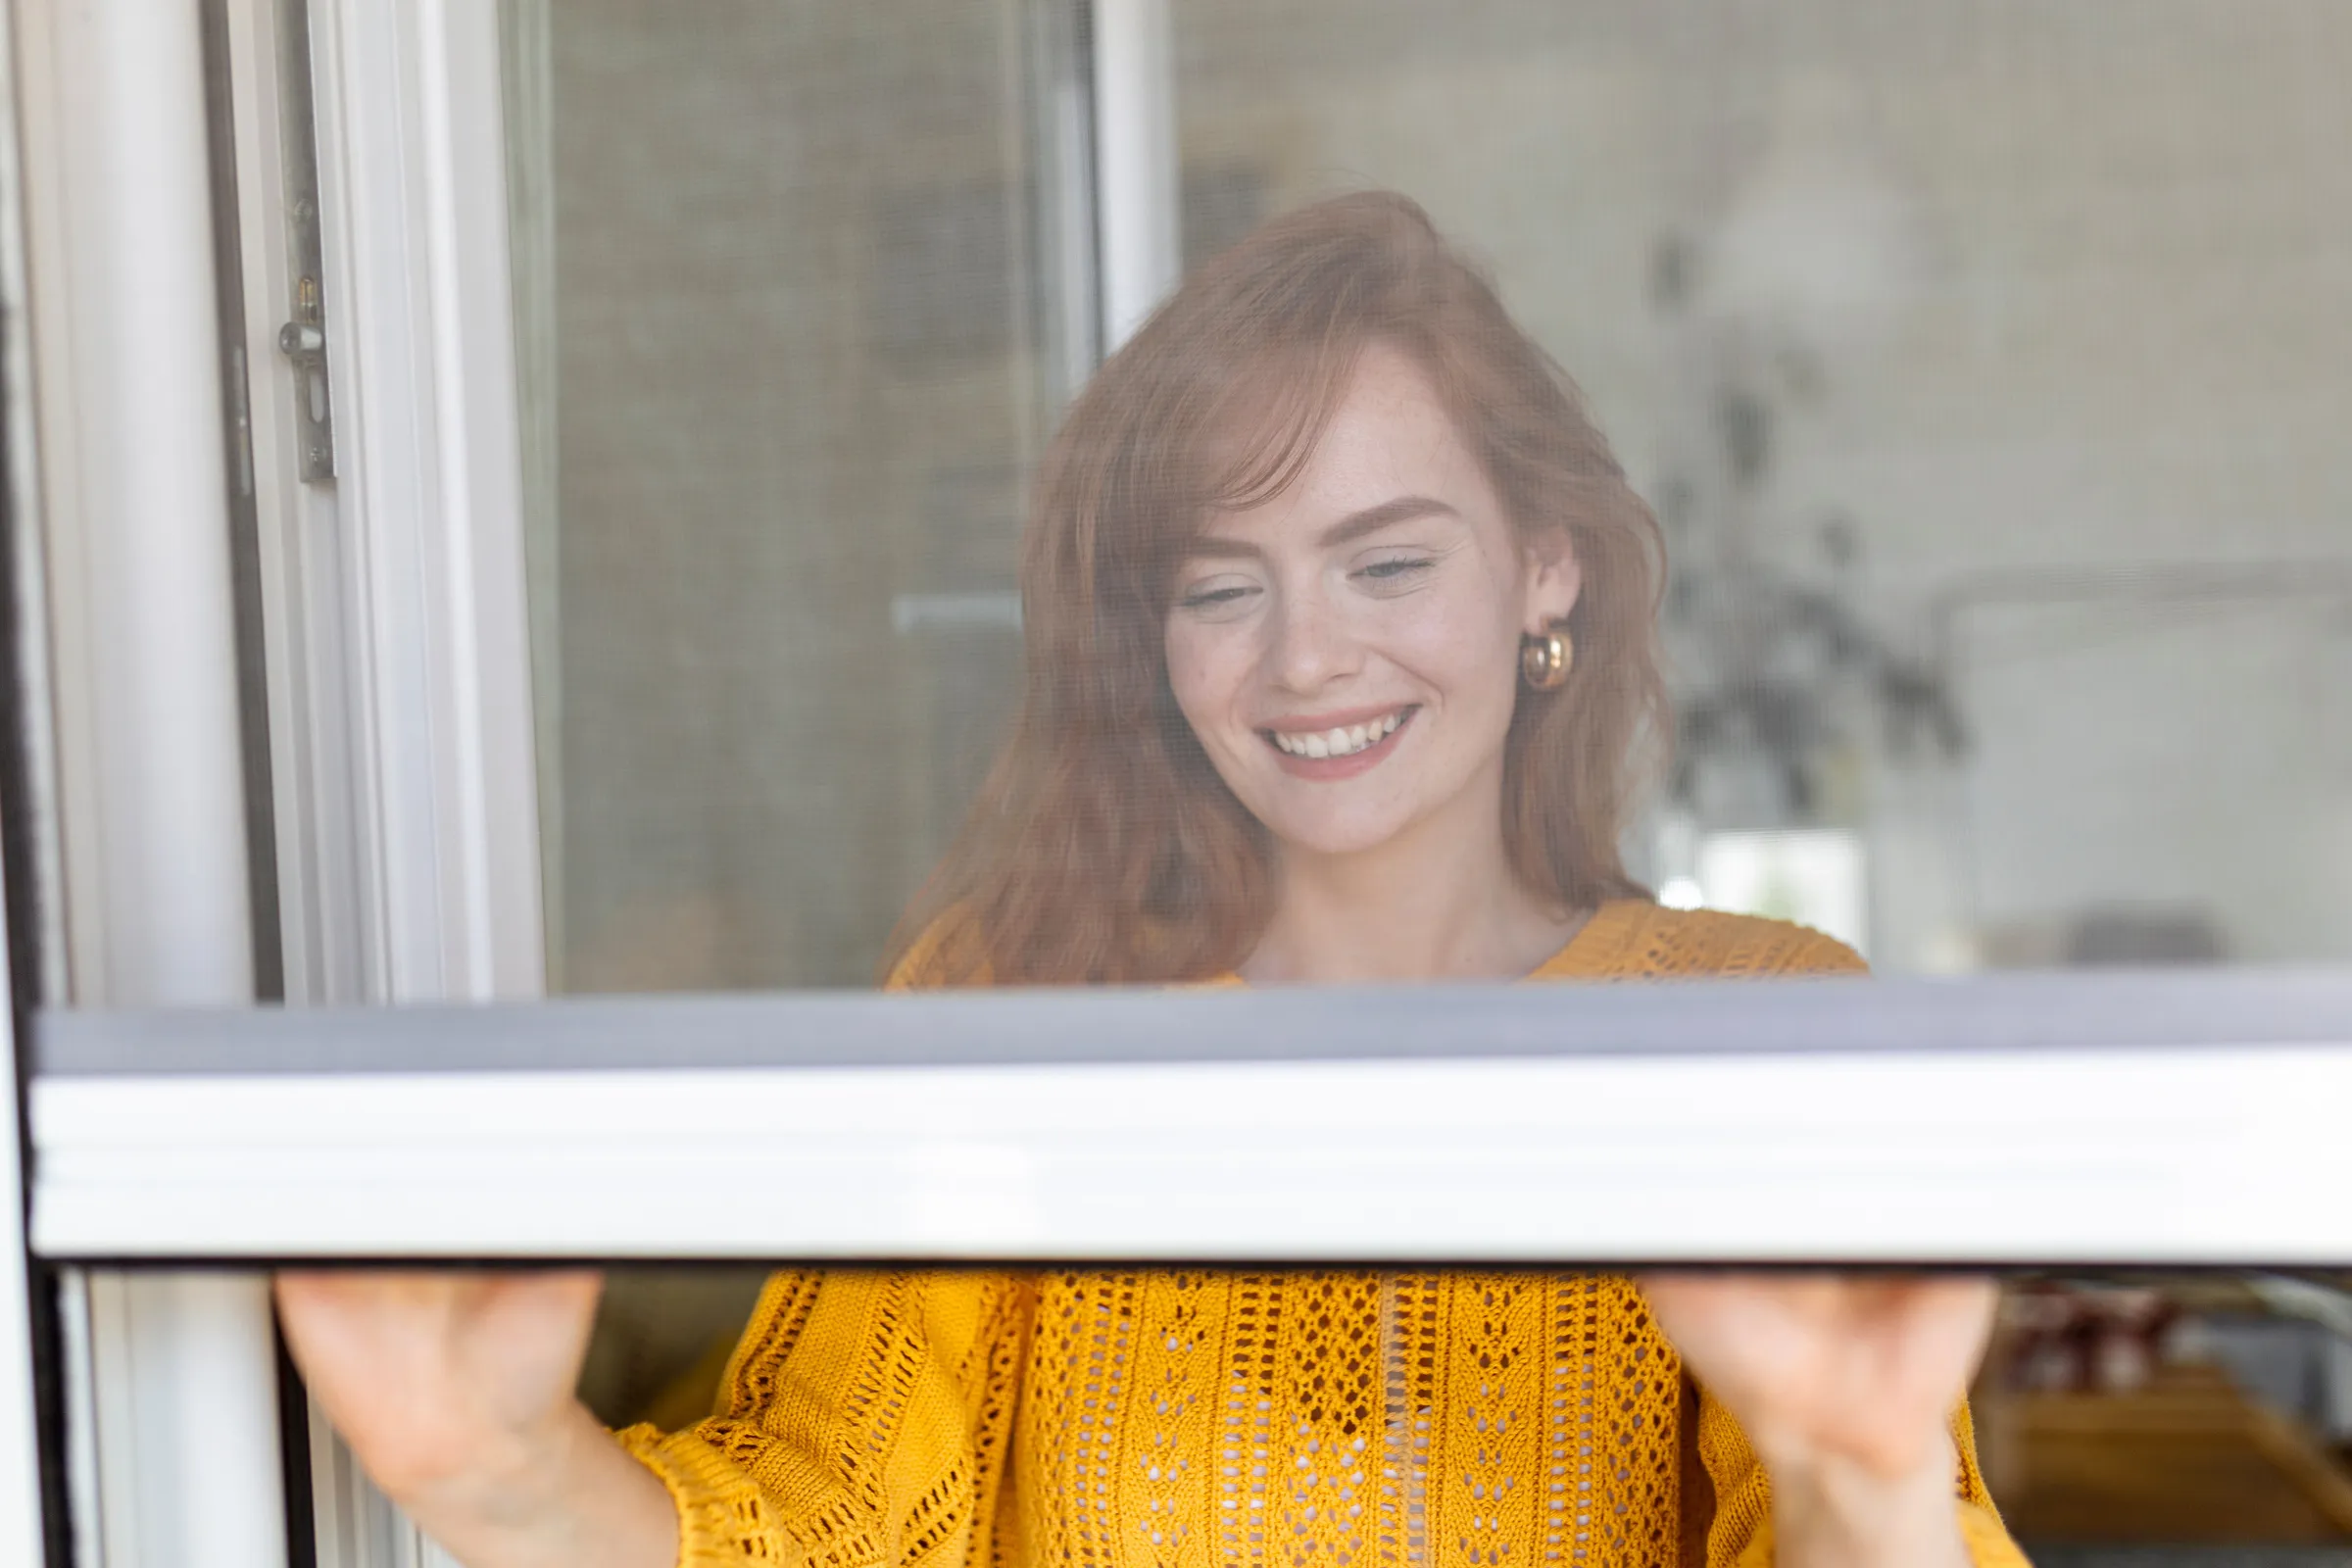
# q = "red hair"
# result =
<box><xmin>885</xmin><ymin>191</ymin><xmax>1668</xmax><ymax>984</ymax></box>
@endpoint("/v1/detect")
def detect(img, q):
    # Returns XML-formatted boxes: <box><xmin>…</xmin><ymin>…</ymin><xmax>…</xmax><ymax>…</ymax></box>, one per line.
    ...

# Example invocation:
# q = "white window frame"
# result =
<box><xmin>0</xmin><ymin>844</ymin><xmax>46</xmax><ymax>1568</ymax></box>
<box><xmin>5</xmin><ymin>1</ymin><xmax>2352</xmax><ymax>1565</ymax></box>
<box><xmin>10</xmin><ymin>0</ymin><xmax>542</xmax><ymax>1557</ymax></box>
<box><xmin>9</xmin><ymin>0</ymin><xmax>290</xmax><ymax>1559</ymax></box>
<box><xmin>26</xmin><ymin>977</ymin><xmax>2352</xmax><ymax>1267</ymax></box>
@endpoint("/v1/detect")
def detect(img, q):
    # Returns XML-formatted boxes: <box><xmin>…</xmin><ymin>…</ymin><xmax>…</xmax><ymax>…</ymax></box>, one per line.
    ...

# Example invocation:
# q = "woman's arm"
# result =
<box><xmin>609</xmin><ymin>1269</ymin><xmax>1029</xmax><ymax>1564</ymax></box>
<box><xmin>278</xmin><ymin>1267</ymin><xmax>1026</xmax><ymax>1568</ymax></box>
<box><xmin>274</xmin><ymin>1271</ymin><xmax>679</xmax><ymax>1568</ymax></box>
<box><xmin>1752</xmin><ymin>1439</ymin><xmax>1973</xmax><ymax>1568</ymax></box>
<box><xmin>1646</xmin><ymin>1274</ymin><xmax>2027</xmax><ymax>1568</ymax></box>
<box><xmin>1636</xmin><ymin>920</ymin><xmax>2025</xmax><ymax>1565</ymax></box>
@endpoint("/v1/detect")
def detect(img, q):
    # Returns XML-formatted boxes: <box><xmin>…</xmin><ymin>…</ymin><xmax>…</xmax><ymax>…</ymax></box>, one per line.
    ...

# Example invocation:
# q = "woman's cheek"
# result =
<box><xmin>1382</xmin><ymin>592</ymin><xmax>1498</xmax><ymax>690</ymax></box>
<box><xmin>1161</xmin><ymin>633</ymin><xmax>1230</xmax><ymax>745</ymax></box>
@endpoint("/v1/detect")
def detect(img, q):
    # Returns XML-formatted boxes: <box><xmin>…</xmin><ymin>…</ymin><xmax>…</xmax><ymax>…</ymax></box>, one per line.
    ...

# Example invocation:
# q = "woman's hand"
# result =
<box><xmin>1640</xmin><ymin>1272</ymin><xmax>1997</xmax><ymax>1568</ymax></box>
<box><xmin>274</xmin><ymin>1269</ymin><xmax>678</xmax><ymax>1568</ymax></box>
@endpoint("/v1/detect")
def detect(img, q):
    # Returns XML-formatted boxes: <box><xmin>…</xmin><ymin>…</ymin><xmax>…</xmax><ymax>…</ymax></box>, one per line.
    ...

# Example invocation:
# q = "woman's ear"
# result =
<box><xmin>1522</xmin><ymin>528</ymin><xmax>1584</xmax><ymax>633</ymax></box>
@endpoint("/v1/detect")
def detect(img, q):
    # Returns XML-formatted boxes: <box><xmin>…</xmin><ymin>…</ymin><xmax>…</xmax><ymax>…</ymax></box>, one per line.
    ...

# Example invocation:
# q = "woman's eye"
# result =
<box><xmin>1176</xmin><ymin>582</ymin><xmax>1256</xmax><ymax>612</ymax></box>
<box><xmin>1356</xmin><ymin>557</ymin><xmax>1435</xmax><ymax>584</ymax></box>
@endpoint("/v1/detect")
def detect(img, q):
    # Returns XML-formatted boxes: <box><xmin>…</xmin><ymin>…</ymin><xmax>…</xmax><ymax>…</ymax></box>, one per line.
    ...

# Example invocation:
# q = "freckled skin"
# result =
<box><xmin>1162</xmin><ymin>345</ymin><xmax>1580</xmax><ymax>865</ymax></box>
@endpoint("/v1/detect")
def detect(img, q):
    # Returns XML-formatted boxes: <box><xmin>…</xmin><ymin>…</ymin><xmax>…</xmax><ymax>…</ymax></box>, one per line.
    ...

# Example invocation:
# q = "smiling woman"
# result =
<box><xmin>1162</xmin><ymin>345</ymin><xmax>1587</xmax><ymax>981</ymax></box>
<box><xmin>276</xmin><ymin>193</ymin><xmax>2024</xmax><ymax>1568</ymax></box>
<box><xmin>886</xmin><ymin>194</ymin><xmax>1668</xmax><ymax>988</ymax></box>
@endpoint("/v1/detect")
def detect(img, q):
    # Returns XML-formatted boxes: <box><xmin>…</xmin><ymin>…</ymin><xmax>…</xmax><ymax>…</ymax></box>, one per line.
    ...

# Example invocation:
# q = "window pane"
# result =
<box><xmin>1168</xmin><ymin>0</ymin><xmax>2352</xmax><ymax>974</ymax></box>
<box><xmin>505</xmin><ymin>0</ymin><xmax>1082</xmax><ymax>992</ymax></box>
<box><xmin>495</xmin><ymin>0</ymin><xmax>1088</xmax><ymax>1445</ymax></box>
<box><xmin>510</xmin><ymin>3</ymin><xmax>2352</xmax><ymax>993</ymax></box>
<box><xmin>569</xmin><ymin>1263</ymin><xmax>2352</xmax><ymax>1563</ymax></box>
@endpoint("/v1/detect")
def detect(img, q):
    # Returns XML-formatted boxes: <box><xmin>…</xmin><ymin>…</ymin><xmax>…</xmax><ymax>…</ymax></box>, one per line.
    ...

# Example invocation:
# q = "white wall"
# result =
<box><xmin>1174</xmin><ymin>0</ymin><xmax>2352</xmax><ymax>968</ymax></box>
<box><xmin>528</xmin><ymin>0</ymin><xmax>2352</xmax><ymax>977</ymax></box>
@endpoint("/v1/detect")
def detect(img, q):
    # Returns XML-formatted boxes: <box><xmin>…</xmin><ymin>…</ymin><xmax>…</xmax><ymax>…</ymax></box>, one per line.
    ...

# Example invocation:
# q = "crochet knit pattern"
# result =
<box><xmin>614</xmin><ymin>903</ymin><xmax>2025</xmax><ymax>1568</ymax></box>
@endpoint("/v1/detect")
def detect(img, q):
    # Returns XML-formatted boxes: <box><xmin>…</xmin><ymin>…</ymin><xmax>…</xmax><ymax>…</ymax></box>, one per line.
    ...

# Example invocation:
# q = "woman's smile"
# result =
<box><xmin>1262</xmin><ymin>704</ymin><xmax>1417</xmax><ymax>778</ymax></box>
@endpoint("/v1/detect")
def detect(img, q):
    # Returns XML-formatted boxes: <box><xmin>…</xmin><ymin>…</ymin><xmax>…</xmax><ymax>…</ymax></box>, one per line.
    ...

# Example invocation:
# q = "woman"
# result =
<box><xmin>280</xmin><ymin>193</ymin><xmax>2020</xmax><ymax>1568</ymax></box>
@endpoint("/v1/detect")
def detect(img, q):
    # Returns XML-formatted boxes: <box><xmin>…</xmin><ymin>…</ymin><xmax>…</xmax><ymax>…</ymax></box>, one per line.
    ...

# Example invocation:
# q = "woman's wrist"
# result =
<box><xmin>405</xmin><ymin>1398</ymin><xmax>679</xmax><ymax>1568</ymax></box>
<box><xmin>1758</xmin><ymin>1434</ymin><xmax>1972</xmax><ymax>1568</ymax></box>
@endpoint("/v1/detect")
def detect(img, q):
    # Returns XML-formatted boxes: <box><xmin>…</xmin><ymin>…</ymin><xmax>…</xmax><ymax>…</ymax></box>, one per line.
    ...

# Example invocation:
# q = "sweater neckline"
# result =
<box><xmin>1202</xmin><ymin>897</ymin><xmax>1646</xmax><ymax>987</ymax></box>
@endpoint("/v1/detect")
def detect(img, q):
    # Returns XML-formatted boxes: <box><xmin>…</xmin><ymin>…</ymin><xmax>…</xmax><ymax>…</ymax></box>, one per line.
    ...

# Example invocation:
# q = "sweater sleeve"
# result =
<box><xmin>1695</xmin><ymin>1386</ymin><xmax>2027</xmax><ymax>1568</ymax></box>
<box><xmin>612</xmin><ymin>1268</ymin><xmax>1030</xmax><ymax>1567</ymax></box>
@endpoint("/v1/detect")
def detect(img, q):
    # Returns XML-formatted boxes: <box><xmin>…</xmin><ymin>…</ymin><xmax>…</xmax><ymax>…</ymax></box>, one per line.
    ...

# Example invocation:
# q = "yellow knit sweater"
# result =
<box><xmin>615</xmin><ymin>901</ymin><xmax>2026</xmax><ymax>1568</ymax></box>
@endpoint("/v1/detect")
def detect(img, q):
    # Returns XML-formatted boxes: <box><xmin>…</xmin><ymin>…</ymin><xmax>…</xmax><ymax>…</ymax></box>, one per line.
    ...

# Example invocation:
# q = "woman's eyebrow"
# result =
<box><xmin>1316</xmin><ymin>494</ymin><xmax>1460</xmax><ymax>548</ymax></box>
<box><xmin>1185</xmin><ymin>495</ymin><xmax>1462</xmax><ymax>561</ymax></box>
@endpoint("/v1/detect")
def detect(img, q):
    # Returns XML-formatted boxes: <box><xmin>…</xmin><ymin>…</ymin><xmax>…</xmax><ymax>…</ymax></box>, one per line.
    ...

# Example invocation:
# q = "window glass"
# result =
<box><xmin>504</xmin><ymin>0</ymin><xmax>1083</xmax><ymax>992</ymax></box>
<box><xmin>1165</xmin><ymin>0</ymin><xmax>2352</xmax><ymax>975</ymax></box>
<box><xmin>496</xmin><ymin>0</ymin><xmax>1089</xmax><ymax>1449</ymax></box>
<box><xmin>561</xmin><ymin>1261</ymin><xmax>2352</xmax><ymax>1564</ymax></box>
<box><xmin>491</xmin><ymin>9</ymin><xmax>2352</xmax><ymax>1550</ymax></box>
<box><xmin>511</xmin><ymin>2</ymin><xmax>2352</xmax><ymax>994</ymax></box>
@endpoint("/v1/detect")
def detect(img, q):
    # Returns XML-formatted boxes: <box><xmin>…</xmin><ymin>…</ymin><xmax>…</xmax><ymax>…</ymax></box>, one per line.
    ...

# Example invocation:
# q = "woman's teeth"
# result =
<box><xmin>1270</xmin><ymin>710</ymin><xmax>1404</xmax><ymax>759</ymax></box>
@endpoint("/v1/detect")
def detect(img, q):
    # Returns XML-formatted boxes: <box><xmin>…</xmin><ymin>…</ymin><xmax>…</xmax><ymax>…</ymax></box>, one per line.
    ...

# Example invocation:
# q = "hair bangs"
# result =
<box><xmin>1196</xmin><ymin>337</ymin><xmax>1361</xmax><ymax>516</ymax></box>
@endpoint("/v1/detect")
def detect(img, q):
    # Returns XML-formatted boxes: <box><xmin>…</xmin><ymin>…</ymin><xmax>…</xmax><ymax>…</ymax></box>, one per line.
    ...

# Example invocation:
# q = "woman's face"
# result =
<box><xmin>1164</xmin><ymin>345</ymin><xmax>1581</xmax><ymax>863</ymax></box>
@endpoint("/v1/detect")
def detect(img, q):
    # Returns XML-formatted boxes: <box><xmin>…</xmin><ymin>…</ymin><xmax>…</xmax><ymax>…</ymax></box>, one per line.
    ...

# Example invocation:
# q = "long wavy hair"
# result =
<box><xmin>884</xmin><ymin>191</ymin><xmax>1669</xmax><ymax>984</ymax></box>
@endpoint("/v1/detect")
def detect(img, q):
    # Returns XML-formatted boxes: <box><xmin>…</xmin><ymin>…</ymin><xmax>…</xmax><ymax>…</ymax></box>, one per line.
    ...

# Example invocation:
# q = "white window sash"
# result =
<box><xmin>28</xmin><ymin>973</ymin><xmax>2352</xmax><ymax>1267</ymax></box>
<box><xmin>299</xmin><ymin>0</ymin><xmax>547</xmax><ymax>1008</ymax></box>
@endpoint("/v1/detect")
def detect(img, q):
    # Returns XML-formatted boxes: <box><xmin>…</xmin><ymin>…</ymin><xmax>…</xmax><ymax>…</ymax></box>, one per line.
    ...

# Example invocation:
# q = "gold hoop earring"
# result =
<box><xmin>1520</xmin><ymin>624</ymin><xmax>1572</xmax><ymax>691</ymax></box>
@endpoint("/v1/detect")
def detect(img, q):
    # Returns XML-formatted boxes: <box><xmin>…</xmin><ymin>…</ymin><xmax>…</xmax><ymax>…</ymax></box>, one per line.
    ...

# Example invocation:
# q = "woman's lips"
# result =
<box><xmin>1261</xmin><ymin>706</ymin><xmax>1416</xmax><ymax>781</ymax></box>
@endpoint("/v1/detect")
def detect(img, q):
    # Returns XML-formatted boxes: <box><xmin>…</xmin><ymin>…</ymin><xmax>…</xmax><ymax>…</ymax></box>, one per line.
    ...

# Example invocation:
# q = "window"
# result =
<box><xmin>6</xmin><ymin>1</ymin><xmax>2351</xmax><ymax>1564</ymax></box>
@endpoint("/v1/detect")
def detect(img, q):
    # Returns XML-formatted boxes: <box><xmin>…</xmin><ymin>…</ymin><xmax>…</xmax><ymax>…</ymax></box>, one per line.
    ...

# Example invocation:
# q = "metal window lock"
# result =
<box><xmin>275</xmin><ymin>103</ymin><xmax>337</xmax><ymax>483</ymax></box>
<box><xmin>273</xmin><ymin>301</ymin><xmax>335</xmax><ymax>481</ymax></box>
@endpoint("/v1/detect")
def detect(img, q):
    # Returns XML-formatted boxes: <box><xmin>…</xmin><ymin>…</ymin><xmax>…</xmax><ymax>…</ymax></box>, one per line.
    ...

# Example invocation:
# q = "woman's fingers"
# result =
<box><xmin>1640</xmin><ymin>1271</ymin><xmax>1998</xmax><ymax>1478</ymax></box>
<box><xmin>273</xmin><ymin>1268</ymin><xmax>607</xmax><ymax>1500</ymax></box>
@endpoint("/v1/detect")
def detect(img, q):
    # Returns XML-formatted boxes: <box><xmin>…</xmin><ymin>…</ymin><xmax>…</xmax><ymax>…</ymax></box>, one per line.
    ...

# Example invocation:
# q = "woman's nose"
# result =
<box><xmin>1265</xmin><ymin>592</ymin><xmax>1360</xmax><ymax>693</ymax></box>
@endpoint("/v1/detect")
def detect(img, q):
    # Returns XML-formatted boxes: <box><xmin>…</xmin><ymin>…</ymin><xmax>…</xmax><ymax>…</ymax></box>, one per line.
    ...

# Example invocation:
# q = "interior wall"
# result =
<box><xmin>544</xmin><ymin>0</ymin><xmax>1046</xmax><ymax>990</ymax></box>
<box><xmin>1173</xmin><ymin>0</ymin><xmax>2352</xmax><ymax>968</ymax></box>
<box><xmin>532</xmin><ymin>0</ymin><xmax>2352</xmax><ymax>982</ymax></box>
